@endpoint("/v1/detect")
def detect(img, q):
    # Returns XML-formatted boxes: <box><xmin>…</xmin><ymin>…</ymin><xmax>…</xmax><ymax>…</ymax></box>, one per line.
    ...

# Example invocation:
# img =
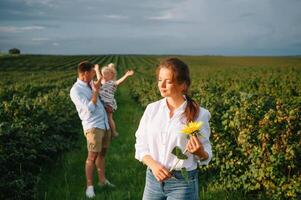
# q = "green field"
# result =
<box><xmin>0</xmin><ymin>55</ymin><xmax>300</xmax><ymax>199</ymax></box>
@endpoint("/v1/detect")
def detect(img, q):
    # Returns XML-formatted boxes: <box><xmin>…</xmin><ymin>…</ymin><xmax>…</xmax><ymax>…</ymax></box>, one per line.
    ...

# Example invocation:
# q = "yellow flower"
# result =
<box><xmin>181</xmin><ymin>121</ymin><xmax>204</xmax><ymax>135</ymax></box>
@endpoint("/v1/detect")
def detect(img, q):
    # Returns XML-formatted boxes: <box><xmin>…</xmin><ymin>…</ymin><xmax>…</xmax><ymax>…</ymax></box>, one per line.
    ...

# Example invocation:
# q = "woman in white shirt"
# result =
<box><xmin>135</xmin><ymin>57</ymin><xmax>212</xmax><ymax>200</ymax></box>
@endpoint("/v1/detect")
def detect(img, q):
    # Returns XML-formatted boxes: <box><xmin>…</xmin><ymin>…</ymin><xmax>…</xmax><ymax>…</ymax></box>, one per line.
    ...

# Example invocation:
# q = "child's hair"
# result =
<box><xmin>102</xmin><ymin>64</ymin><xmax>117</xmax><ymax>80</ymax></box>
<box><xmin>108</xmin><ymin>63</ymin><xmax>116</xmax><ymax>68</ymax></box>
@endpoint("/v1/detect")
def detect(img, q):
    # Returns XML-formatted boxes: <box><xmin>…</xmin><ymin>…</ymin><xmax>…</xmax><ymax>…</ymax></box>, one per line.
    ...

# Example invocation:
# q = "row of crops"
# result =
<box><xmin>0</xmin><ymin>55</ymin><xmax>120</xmax><ymax>199</ymax></box>
<box><xmin>127</xmin><ymin>56</ymin><xmax>301</xmax><ymax>199</ymax></box>
<box><xmin>1</xmin><ymin>54</ymin><xmax>300</xmax><ymax>199</ymax></box>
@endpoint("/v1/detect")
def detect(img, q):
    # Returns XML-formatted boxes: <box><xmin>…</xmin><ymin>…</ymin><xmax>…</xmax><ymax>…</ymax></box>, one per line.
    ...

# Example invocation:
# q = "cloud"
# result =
<box><xmin>31</xmin><ymin>37</ymin><xmax>59</xmax><ymax>47</ymax></box>
<box><xmin>21</xmin><ymin>0</ymin><xmax>56</xmax><ymax>7</ymax></box>
<box><xmin>52</xmin><ymin>42</ymin><xmax>59</xmax><ymax>46</ymax></box>
<box><xmin>148</xmin><ymin>12</ymin><xmax>174</xmax><ymax>21</ymax></box>
<box><xmin>0</xmin><ymin>0</ymin><xmax>300</xmax><ymax>55</ymax></box>
<box><xmin>0</xmin><ymin>25</ymin><xmax>45</xmax><ymax>33</ymax></box>
<box><xmin>104</xmin><ymin>14</ymin><xmax>129</xmax><ymax>20</ymax></box>
<box><xmin>32</xmin><ymin>37</ymin><xmax>50</xmax><ymax>41</ymax></box>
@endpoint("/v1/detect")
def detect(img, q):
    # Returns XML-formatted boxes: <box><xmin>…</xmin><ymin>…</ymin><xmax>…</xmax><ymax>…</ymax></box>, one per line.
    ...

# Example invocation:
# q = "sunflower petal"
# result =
<box><xmin>181</xmin><ymin>121</ymin><xmax>204</xmax><ymax>135</ymax></box>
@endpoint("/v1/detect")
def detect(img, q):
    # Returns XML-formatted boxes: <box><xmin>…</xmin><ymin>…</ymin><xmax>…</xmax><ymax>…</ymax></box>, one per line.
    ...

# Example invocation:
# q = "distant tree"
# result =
<box><xmin>9</xmin><ymin>48</ymin><xmax>21</xmax><ymax>55</ymax></box>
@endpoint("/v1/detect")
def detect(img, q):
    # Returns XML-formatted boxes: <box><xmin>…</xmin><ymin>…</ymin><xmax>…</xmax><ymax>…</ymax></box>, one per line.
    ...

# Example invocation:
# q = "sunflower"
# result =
<box><xmin>181</xmin><ymin>121</ymin><xmax>203</xmax><ymax>136</ymax></box>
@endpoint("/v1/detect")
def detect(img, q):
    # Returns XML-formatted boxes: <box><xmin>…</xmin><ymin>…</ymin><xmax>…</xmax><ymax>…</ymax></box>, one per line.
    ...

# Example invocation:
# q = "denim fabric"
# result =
<box><xmin>142</xmin><ymin>168</ymin><xmax>199</xmax><ymax>200</ymax></box>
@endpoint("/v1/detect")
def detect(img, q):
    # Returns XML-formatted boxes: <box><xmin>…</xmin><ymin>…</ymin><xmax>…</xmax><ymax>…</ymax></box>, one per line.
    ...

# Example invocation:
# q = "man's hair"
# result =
<box><xmin>77</xmin><ymin>61</ymin><xmax>94</xmax><ymax>73</ymax></box>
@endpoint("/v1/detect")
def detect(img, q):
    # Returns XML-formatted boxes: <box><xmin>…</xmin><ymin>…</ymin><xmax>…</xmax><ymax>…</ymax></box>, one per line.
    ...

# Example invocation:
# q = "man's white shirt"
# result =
<box><xmin>70</xmin><ymin>78</ymin><xmax>109</xmax><ymax>131</ymax></box>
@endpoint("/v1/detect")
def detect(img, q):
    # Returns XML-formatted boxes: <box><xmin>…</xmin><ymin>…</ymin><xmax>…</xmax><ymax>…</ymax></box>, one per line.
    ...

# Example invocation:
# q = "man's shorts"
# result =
<box><xmin>84</xmin><ymin>128</ymin><xmax>111</xmax><ymax>152</ymax></box>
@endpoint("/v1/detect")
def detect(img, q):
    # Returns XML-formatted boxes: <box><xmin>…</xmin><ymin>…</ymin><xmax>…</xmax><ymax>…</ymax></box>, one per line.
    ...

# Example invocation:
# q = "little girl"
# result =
<box><xmin>95</xmin><ymin>63</ymin><xmax>134</xmax><ymax>138</ymax></box>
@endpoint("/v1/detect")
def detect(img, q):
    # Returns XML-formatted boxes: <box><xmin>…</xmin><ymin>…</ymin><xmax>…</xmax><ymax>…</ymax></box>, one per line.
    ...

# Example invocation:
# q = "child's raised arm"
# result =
<box><xmin>94</xmin><ymin>64</ymin><xmax>102</xmax><ymax>81</ymax></box>
<box><xmin>116</xmin><ymin>70</ymin><xmax>134</xmax><ymax>85</ymax></box>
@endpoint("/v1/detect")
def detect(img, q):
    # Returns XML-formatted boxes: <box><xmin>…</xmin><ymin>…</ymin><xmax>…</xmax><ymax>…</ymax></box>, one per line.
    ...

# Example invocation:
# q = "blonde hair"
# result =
<box><xmin>108</xmin><ymin>63</ymin><xmax>116</xmax><ymax>68</ymax></box>
<box><xmin>101</xmin><ymin>64</ymin><xmax>117</xmax><ymax>80</ymax></box>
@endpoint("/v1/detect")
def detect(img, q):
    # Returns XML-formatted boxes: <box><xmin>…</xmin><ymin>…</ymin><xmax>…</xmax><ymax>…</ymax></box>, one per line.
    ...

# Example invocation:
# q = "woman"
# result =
<box><xmin>135</xmin><ymin>57</ymin><xmax>212</xmax><ymax>200</ymax></box>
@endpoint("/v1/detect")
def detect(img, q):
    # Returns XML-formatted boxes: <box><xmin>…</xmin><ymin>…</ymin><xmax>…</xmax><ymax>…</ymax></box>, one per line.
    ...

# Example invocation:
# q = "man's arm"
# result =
<box><xmin>70</xmin><ymin>88</ymin><xmax>97</xmax><ymax>113</ymax></box>
<box><xmin>70</xmin><ymin>79</ymin><xmax>102</xmax><ymax>113</ymax></box>
<box><xmin>91</xmin><ymin>90</ymin><xmax>98</xmax><ymax>105</ymax></box>
<box><xmin>91</xmin><ymin>78</ymin><xmax>102</xmax><ymax>104</ymax></box>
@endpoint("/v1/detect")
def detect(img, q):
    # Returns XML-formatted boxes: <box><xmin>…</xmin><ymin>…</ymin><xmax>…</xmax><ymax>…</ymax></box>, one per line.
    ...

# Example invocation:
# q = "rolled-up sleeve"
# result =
<box><xmin>70</xmin><ymin>88</ymin><xmax>96</xmax><ymax>113</ymax></box>
<box><xmin>135</xmin><ymin>105</ymin><xmax>150</xmax><ymax>162</ymax></box>
<box><xmin>197</xmin><ymin>109</ymin><xmax>212</xmax><ymax>166</ymax></box>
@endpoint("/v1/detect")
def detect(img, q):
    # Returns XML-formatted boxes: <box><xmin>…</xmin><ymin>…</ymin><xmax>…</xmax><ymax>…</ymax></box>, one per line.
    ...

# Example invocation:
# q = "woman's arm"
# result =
<box><xmin>186</xmin><ymin>136</ymin><xmax>209</xmax><ymax>160</ymax></box>
<box><xmin>186</xmin><ymin>108</ymin><xmax>212</xmax><ymax>164</ymax></box>
<box><xmin>142</xmin><ymin>155</ymin><xmax>171</xmax><ymax>182</ymax></box>
<box><xmin>135</xmin><ymin>105</ymin><xmax>171</xmax><ymax>182</ymax></box>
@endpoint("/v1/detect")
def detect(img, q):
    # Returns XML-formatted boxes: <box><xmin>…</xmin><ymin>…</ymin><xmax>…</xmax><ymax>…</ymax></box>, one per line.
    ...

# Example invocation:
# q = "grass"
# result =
<box><xmin>37</xmin><ymin>76</ymin><xmax>252</xmax><ymax>200</ymax></box>
<box><xmin>2</xmin><ymin>54</ymin><xmax>291</xmax><ymax>199</ymax></box>
<box><xmin>37</xmin><ymin>84</ymin><xmax>146</xmax><ymax>200</ymax></box>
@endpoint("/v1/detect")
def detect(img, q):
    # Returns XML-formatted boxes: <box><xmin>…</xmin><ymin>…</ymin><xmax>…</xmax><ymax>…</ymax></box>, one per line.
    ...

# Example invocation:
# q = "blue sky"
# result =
<box><xmin>0</xmin><ymin>0</ymin><xmax>301</xmax><ymax>55</ymax></box>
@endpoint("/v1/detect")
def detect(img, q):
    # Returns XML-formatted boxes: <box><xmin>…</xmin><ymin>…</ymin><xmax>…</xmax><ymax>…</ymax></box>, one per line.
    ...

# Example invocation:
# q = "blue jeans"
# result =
<box><xmin>142</xmin><ymin>168</ymin><xmax>199</xmax><ymax>200</ymax></box>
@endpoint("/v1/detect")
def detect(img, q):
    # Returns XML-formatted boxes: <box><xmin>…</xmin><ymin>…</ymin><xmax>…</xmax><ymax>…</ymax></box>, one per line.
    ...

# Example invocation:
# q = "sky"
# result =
<box><xmin>0</xmin><ymin>0</ymin><xmax>301</xmax><ymax>55</ymax></box>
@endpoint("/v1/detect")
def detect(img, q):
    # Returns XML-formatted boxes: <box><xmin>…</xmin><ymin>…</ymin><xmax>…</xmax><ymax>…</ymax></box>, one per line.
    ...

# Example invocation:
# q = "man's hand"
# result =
<box><xmin>90</xmin><ymin>79</ymin><xmax>102</xmax><ymax>105</ymax></box>
<box><xmin>92</xmin><ymin>78</ymin><xmax>102</xmax><ymax>92</ymax></box>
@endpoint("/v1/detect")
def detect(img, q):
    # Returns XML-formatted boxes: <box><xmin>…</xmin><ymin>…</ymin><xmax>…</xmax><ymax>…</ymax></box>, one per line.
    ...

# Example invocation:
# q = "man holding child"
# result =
<box><xmin>70</xmin><ymin>61</ymin><xmax>114</xmax><ymax>198</ymax></box>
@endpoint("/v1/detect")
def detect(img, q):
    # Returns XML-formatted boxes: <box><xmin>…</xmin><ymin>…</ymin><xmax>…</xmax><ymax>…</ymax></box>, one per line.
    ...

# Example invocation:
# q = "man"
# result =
<box><xmin>70</xmin><ymin>61</ymin><xmax>114</xmax><ymax>198</ymax></box>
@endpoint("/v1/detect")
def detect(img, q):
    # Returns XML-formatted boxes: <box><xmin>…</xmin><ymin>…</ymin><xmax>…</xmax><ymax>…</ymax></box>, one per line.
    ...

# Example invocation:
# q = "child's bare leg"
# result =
<box><xmin>107</xmin><ymin>112</ymin><xmax>118</xmax><ymax>137</ymax></box>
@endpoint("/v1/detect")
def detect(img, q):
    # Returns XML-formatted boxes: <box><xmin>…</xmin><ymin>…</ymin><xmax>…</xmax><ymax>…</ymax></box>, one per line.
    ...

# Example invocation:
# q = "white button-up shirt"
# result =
<box><xmin>70</xmin><ymin>78</ymin><xmax>109</xmax><ymax>131</ymax></box>
<box><xmin>135</xmin><ymin>98</ymin><xmax>212</xmax><ymax>171</ymax></box>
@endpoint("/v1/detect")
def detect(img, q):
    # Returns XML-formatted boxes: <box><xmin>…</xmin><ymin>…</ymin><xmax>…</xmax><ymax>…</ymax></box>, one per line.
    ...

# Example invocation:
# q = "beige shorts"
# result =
<box><xmin>84</xmin><ymin>128</ymin><xmax>111</xmax><ymax>152</ymax></box>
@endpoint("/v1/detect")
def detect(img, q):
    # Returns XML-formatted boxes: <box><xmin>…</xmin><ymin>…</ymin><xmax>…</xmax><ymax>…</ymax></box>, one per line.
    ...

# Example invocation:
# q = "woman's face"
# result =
<box><xmin>158</xmin><ymin>67</ymin><xmax>185</xmax><ymax>98</ymax></box>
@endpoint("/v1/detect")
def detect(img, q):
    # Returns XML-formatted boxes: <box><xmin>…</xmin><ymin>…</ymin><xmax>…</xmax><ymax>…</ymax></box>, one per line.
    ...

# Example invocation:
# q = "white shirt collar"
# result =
<box><xmin>161</xmin><ymin>97</ymin><xmax>187</xmax><ymax>114</ymax></box>
<box><xmin>134</xmin><ymin>98</ymin><xmax>212</xmax><ymax>170</ymax></box>
<box><xmin>76</xmin><ymin>78</ymin><xmax>92</xmax><ymax>88</ymax></box>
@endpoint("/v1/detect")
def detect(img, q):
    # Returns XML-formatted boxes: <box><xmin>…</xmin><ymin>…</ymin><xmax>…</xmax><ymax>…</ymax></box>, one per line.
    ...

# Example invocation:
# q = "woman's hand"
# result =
<box><xmin>186</xmin><ymin>135</ymin><xmax>208</xmax><ymax>160</ymax></box>
<box><xmin>143</xmin><ymin>155</ymin><xmax>171</xmax><ymax>182</ymax></box>
<box><xmin>150</xmin><ymin>162</ymin><xmax>171</xmax><ymax>182</ymax></box>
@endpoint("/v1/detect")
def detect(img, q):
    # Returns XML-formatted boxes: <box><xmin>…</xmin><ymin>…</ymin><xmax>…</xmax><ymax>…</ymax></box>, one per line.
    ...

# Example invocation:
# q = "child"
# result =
<box><xmin>95</xmin><ymin>63</ymin><xmax>134</xmax><ymax>138</ymax></box>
